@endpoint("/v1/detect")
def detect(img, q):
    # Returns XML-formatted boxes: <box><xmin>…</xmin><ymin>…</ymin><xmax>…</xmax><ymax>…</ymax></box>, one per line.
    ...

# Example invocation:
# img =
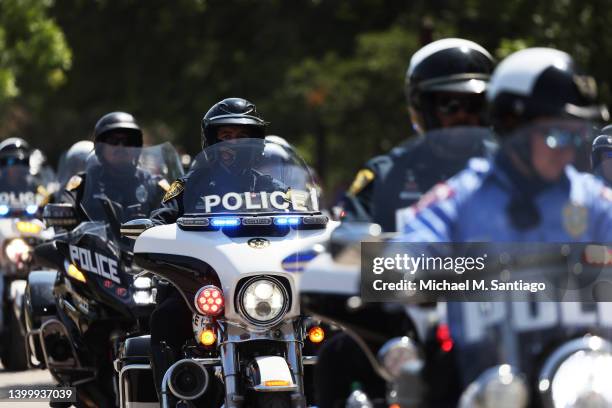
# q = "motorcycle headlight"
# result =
<box><xmin>237</xmin><ymin>276</ymin><xmax>289</xmax><ymax>326</ymax></box>
<box><xmin>133</xmin><ymin>276</ymin><xmax>152</xmax><ymax>289</ymax></box>
<box><xmin>378</xmin><ymin>336</ymin><xmax>423</xmax><ymax>379</ymax></box>
<box><xmin>133</xmin><ymin>290</ymin><xmax>155</xmax><ymax>304</ymax></box>
<box><xmin>5</xmin><ymin>238</ymin><xmax>31</xmax><ymax>263</ymax></box>
<box><xmin>459</xmin><ymin>365</ymin><xmax>528</xmax><ymax>408</ymax></box>
<box><xmin>539</xmin><ymin>336</ymin><xmax>612</xmax><ymax>407</ymax></box>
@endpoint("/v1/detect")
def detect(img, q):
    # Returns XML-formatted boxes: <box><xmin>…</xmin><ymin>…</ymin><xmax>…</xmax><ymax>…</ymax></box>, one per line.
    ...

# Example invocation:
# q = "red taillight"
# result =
<box><xmin>194</xmin><ymin>285</ymin><xmax>224</xmax><ymax>316</ymax></box>
<box><xmin>436</xmin><ymin>323</ymin><xmax>453</xmax><ymax>352</ymax></box>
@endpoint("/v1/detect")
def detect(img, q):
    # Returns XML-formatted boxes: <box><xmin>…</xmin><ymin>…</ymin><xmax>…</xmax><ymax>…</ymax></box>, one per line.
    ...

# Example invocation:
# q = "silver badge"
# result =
<box><xmin>135</xmin><ymin>184</ymin><xmax>148</xmax><ymax>203</ymax></box>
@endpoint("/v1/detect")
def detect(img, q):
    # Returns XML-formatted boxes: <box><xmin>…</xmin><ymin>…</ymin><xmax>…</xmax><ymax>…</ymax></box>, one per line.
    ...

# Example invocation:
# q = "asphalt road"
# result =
<box><xmin>0</xmin><ymin>364</ymin><xmax>55</xmax><ymax>407</ymax></box>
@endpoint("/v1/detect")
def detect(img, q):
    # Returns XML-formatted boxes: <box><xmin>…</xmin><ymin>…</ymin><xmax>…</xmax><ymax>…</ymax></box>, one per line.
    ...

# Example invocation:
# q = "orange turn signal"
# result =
<box><xmin>264</xmin><ymin>380</ymin><xmax>290</xmax><ymax>387</ymax></box>
<box><xmin>199</xmin><ymin>329</ymin><xmax>216</xmax><ymax>346</ymax></box>
<box><xmin>308</xmin><ymin>326</ymin><xmax>325</xmax><ymax>343</ymax></box>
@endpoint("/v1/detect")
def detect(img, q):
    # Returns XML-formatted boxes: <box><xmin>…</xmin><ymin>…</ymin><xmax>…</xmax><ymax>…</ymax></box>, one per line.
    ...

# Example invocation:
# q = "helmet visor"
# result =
<box><xmin>426</xmin><ymin>78</ymin><xmax>488</xmax><ymax>94</ymax></box>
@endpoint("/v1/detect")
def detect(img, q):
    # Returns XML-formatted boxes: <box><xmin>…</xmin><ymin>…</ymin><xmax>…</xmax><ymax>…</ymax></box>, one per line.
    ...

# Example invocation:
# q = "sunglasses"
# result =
<box><xmin>101</xmin><ymin>133</ymin><xmax>140</xmax><ymax>147</ymax></box>
<box><xmin>535</xmin><ymin>125</ymin><xmax>590</xmax><ymax>149</ymax></box>
<box><xmin>435</xmin><ymin>95</ymin><xmax>484</xmax><ymax>115</ymax></box>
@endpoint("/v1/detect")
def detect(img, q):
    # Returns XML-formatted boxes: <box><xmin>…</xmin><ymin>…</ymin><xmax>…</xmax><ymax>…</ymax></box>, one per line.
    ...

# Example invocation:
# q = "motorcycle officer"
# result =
<box><xmin>148</xmin><ymin>97</ymin><xmax>269</xmax><ymax>404</ymax></box>
<box><xmin>316</xmin><ymin>38</ymin><xmax>496</xmax><ymax>408</ymax></box>
<box><xmin>341</xmin><ymin>38</ymin><xmax>496</xmax><ymax>232</ymax></box>
<box><xmin>395</xmin><ymin>48</ymin><xmax>611</xmax><ymax>401</ymax></box>
<box><xmin>62</xmin><ymin>112</ymin><xmax>166</xmax><ymax>224</ymax></box>
<box><xmin>398</xmin><ymin>47</ymin><xmax>611</xmax><ymax>242</ymax></box>
<box><xmin>0</xmin><ymin>138</ymin><xmax>51</xmax><ymax>208</ymax></box>
<box><xmin>591</xmin><ymin>125</ymin><xmax>612</xmax><ymax>186</ymax></box>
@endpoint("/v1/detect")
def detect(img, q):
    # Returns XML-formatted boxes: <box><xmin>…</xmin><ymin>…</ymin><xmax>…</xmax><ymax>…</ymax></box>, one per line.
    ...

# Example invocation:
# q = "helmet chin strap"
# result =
<box><xmin>502</xmin><ymin>132</ymin><xmax>555</xmax><ymax>230</ymax></box>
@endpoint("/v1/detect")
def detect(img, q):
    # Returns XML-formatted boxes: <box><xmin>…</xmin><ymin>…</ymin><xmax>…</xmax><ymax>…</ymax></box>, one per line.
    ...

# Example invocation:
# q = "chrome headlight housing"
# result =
<box><xmin>377</xmin><ymin>336</ymin><xmax>423</xmax><ymax>380</ymax></box>
<box><xmin>539</xmin><ymin>336</ymin><xmax>612</xmax><ymax>407</ymax></box>
<box><xmin>237</xmin><ymin>276</ymin><xmax>289</xmax><ymax>326</ymax></box>
<box><xmin>459</xmin><ymin>365</ymin><xmax>528</xmax><ymax>408</ymax></box>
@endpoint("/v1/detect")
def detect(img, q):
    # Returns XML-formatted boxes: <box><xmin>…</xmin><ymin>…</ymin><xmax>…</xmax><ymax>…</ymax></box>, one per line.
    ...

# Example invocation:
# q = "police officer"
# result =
<box><xmin>0</xmin><ymin>138</ymin><xmax>51</xmax><ymax>209</ymax></box>
<box><xmin>62</xmin><ymin>112</ymin><xmax>165</xmax><ymax>224</ymax></box>
<box><xmin>148</xmin><ymin>97</ymin><xmax>268</xmax><ymax>403</ymax></box>
<box><xmin>150</xmin><ymin>98</ymin><xmax>267</xmax><ymax>224</ymax></box>
<box><xmin>591</xmin><ymin>125</ymin><xmax>612</xmax><ymax>186</ymax></box>
<box><xmin>342</xmin><ymin>38</ymin><xmax>496</xmax><ymax>232</ymax></box>
<box><xmin>316</xmin><ymin>39</ymin><xmax>496</xmax><ymax>408</ymax></box>
<box><xmin>398</xmin><ymin>47</ymin><xmax>611</xmax><ymax>242</ymax></box>
<box><xmin>395</xmin><ymin>48</ymin><xmax>611</xmax><ymax>401</ymax></box>
<box><xmin>0</xmin><ymin>138</ymin><xmax>33</xmax><ymax>189</ymax></box>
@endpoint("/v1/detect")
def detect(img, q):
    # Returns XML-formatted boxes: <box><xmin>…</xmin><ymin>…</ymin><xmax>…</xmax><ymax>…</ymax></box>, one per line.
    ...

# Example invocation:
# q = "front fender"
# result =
<box><xmin>249</xmin><ymin>356</ymin><xmax>297</xmax><ymax>392</ymax></box>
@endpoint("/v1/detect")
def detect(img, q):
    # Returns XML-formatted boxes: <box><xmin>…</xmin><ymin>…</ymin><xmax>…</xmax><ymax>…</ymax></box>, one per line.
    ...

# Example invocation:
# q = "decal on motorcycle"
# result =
<box><xmin>248</xmin><ymin>238</ymin><xmax>270</xmax><ymax>249</ymax></box>
<box><xmin>201</xmin><ymin>189</ymin><xmax>319</xmax><ymax>213</ymax></box>
<box><xmin>69</xmin><ymin>245</ymin><xmax>120</xmax><ymax>284</ymax></box>
<box><xmin>460</xmin><ymin>301</ymin><xmax>612</xmax><ymax>343</ymax></box>
<box><xmin>281</xmin><ymin>250</ymin><xmax>318</xmax><ymax>272</ymax></box>
<box><xmin>0</xmin><ymin>191</ymin><xmax>39</xmax><ymax>207</ymax></box>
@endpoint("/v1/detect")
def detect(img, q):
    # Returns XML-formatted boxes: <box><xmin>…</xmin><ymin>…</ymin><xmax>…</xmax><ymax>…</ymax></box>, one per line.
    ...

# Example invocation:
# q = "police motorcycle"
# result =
<box><xmin>120</xmin><ymin>138</ymin><xmax>338</xmax><ymax>408</ymax></box>
<box><xmin>0</xmin><ymin>159</ymin><xmax>52</xmax><ymax>370</ymax></box>
<box><xmin>23</xmin><ymin>142</ymin><xmax>183</xmax><ymax>406</ymax></box>
<box><xmin>303</xmin><ymin>223</ymin><xmax>612</xmax><ymax>408</ymax></box>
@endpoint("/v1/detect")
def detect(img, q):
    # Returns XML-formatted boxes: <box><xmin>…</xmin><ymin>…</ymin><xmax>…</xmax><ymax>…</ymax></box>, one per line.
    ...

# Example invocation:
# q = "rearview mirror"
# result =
<box><xmin>120</xmin><ymin>218</ymin><xmax>154</xmax><ymax>240</ymax></box>
<box><xmin>42</xmin><ymin>203</ymin><xmax>78</xmax><ymax>228</ymax></box>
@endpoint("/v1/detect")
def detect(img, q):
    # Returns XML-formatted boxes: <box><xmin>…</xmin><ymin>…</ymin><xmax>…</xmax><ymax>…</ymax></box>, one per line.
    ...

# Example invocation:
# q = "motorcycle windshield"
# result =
<box><xmin>446</xmin><ymin>246</ymin><xmax>612</xmax><ymax>387</ymax></box>
<box><xmin>80</xmin><ymin>142</ymin><xmax>183</xmax><ymax>224</ymax></box>
<box><xmin>0</xmin><ymin>163</ymin><xmax>45</xmax><ymax>215</ymax></box>
<box><xmin>182</xmin><ymin>138</ymin><xmax>322</xmax><ymax>215</ymax></box>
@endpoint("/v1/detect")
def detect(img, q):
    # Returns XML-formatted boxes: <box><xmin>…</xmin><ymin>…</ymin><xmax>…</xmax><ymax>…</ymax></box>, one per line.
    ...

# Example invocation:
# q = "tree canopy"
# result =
<box><xmin>1</xmin><ymin>0</ymin><xmax>610</xmax><ymax>195</ymax></box>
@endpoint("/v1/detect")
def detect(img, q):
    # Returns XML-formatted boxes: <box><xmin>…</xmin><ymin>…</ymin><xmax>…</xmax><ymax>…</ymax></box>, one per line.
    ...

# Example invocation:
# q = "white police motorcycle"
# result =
<box><xmin>120</xmin><ymin>138</ymin><xmax>338</xmax><ymax>408</ymax></box>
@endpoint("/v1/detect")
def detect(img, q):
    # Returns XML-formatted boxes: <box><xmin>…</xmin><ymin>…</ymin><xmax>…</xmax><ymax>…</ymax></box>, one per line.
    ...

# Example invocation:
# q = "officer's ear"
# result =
<box><xmin>408</xmin><ymin>106</ymin><xmax>425</xmax><ymax>135</ymax></box>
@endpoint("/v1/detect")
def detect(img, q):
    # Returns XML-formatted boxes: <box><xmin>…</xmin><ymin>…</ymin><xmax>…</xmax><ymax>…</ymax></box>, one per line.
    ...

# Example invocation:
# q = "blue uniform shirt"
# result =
<box><xmin>397</xmin><ymin>156</ymin><xmax>612</xmax><ymax>243</ymax></box>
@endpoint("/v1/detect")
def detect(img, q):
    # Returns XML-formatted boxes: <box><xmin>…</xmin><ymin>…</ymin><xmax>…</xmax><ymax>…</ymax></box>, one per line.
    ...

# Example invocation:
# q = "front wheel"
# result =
<box><xmin>1</xmin><ymin>304</ymin><xmax>28</xmax><ymax>371</ymax></box>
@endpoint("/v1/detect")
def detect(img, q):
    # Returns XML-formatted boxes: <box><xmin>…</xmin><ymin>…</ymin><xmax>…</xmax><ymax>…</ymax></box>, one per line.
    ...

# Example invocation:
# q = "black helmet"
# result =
<box><xmin>57</xmin><ymin>140</ymin><xmax>94</xmax><ymax>186</ymax></box>
<box><xmin>405</xmin><ymin>38</ymin><xmax>495</xmax><ymax>131</ymax></box>
<box><xmin>201</xmin><ymin>98</ymin><xmax>267</xmax><ymax>149</ymax></box>
<box><xmin>0</xmin><ymin>137</ymin><xmax>30</xmax><ymax>167</ymax></box>
<box><xmin>93</xmin><ymin>111</ymin><xmax>143</xmax><ymax>146</ymax></box>
<box><xmin>592</xmin><ymin>133</ymin><xmax>612</xmax><ymax>171</ymax></box>
<box><xmin>488</xmin><ymin>48</ymin><xmax>609</xmax><ymax>135</ymax></box>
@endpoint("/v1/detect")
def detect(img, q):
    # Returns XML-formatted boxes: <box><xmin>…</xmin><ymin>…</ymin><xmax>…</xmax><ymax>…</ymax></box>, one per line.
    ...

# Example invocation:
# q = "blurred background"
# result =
<box><xmin>0</xmin><ymin>0</ymin><xmax>610</xmax><ymax>199</ymax></box>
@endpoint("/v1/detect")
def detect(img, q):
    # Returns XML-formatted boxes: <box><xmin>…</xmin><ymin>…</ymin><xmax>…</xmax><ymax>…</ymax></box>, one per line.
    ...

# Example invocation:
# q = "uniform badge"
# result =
<box><xmin>162</xmin><ymin>180</ymin><xmax>184</xmax><ymax>203</ymax></box>
<box><xmin>135</xmin><ymin>184</ymin><xmax>148</xmax><ymax>203</ymax></box>
<box><xmin>66</xmin><ymin>175</ymin><xmax>82</xmax><ymax>191</ymax></box>
<box><xmin>562</xmin><ymin>203</ymin><xmax>588</xmax><ymax>238</ymax></box>
<box><xmin>348</xmin><ymin>169</ymin><xmax>375</xmax><ymax>195</ymax></box>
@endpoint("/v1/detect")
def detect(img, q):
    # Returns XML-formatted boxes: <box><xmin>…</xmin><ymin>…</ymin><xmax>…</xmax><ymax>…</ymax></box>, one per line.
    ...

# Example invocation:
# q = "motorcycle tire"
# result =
<box><xmin>1</xmin><ymin>305</ymin><xmax>28</xmax><ymax>371</ymax></box>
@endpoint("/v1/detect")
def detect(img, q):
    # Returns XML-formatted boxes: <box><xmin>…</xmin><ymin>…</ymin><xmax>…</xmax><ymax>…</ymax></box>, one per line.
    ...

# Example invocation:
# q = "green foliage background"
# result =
<box><xmin>0</xmin><ymin>0</ymin><xmax>610</xmax><ymax>198</ymax></box>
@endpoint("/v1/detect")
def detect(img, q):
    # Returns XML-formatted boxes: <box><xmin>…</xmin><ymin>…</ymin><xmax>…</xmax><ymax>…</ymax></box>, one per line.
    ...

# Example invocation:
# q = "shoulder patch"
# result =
<box><xmin>158</xmin><ymin>178</ymin><xmax>171</xmax><ymax>192</ymax></box>
<box><xmin>162</xmin><ymin>180</ymin><xmax>184</xmax><ymax>203</ymax></box>
<box><xmin>66</xmin><ymin>175</ymin><xmax>82</xmax><ymax>191</ymax></box>
<box><xmin>348</xmin><ymin>168</ymin><xmax>375</xmax><ymax>195</ymax></box>
<box><xmin>413</xmin><ymin>182</ymin><xmax>455</xmax><ymax>213</ymax></box>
